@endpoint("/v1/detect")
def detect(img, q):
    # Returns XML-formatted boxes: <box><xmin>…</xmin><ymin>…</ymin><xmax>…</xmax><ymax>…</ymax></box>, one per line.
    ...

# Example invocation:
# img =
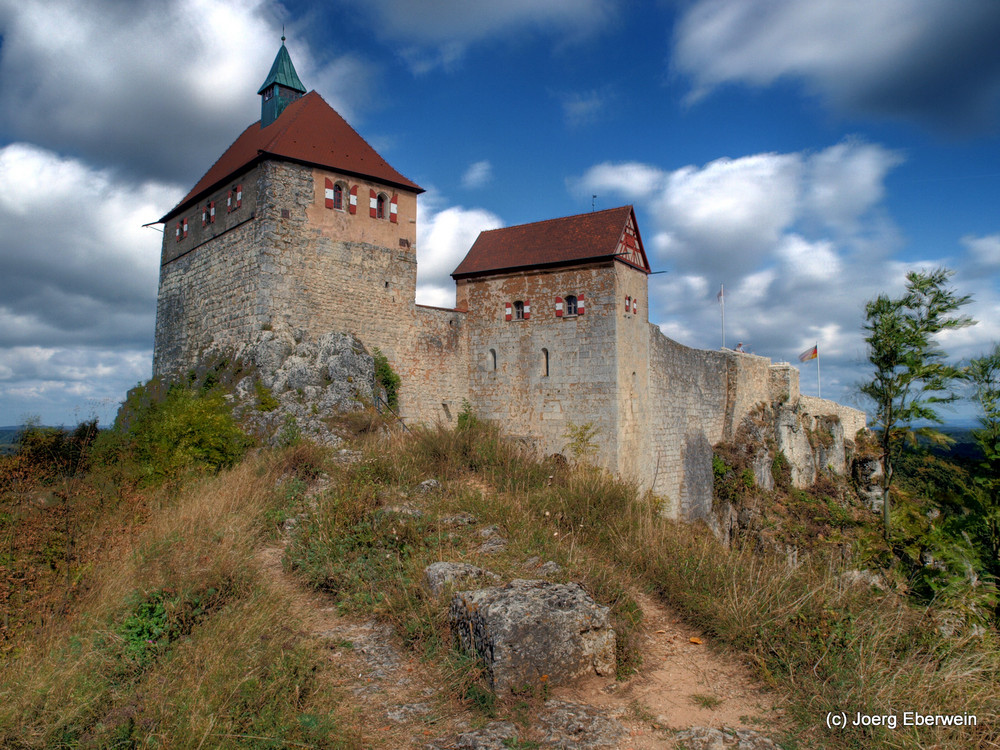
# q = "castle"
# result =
<box><xmin>153</xmin><ymin>42</ymin><xmax>865</xmax><ymax>520</ymax></box>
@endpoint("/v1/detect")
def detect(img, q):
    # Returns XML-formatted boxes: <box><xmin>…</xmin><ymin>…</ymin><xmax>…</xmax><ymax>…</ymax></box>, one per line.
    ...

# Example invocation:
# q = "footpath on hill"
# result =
<box><xmin>258</xmin><ymin>463</ymin><xmax>787</xmax><ymax>750</ymax></box>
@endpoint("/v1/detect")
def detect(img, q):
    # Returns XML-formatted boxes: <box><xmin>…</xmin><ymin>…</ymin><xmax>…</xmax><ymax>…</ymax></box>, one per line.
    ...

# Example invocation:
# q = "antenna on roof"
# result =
<box><xmin>592</xmin><ymin>194</ymin><xmax>597</xmax><ymax>212</ymax></box>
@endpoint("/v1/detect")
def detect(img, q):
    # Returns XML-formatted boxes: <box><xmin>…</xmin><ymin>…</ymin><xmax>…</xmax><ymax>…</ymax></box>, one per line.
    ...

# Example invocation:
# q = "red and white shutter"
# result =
<box><xmin>369</xmin><ymin>189</ymin><xmax>377</xmax><ymax>218</ymax></box>
<box><xmin>324</xmin><ymin>178</ymin><xmax>334</xmax><ymax>209</ymax></box>
<box><xmin>523</xmin><ymin>299</ymin><xmax>530</xmax><ymax>320</ymax></box>
<box><xmin>555</xmin><ymin>296</ymin><xmax>564</xmax><ymax>317</ymax></box>
<box><xmin>632</xmin><ymin>298</ymin><xmax>638</xmax><ymax>315</ymax></box>
<box><xmin>349</xmin><ymin>185</ymin><xmax>358</xmax><ymax>214</ymax></box>
<box><xmin>504</xmin><ymin>303</ymin><xmax>512</xmax><ymax>322</ymax></box>
<box><xmin>182</xmin><ymin>218</ymin><xmax>189</xmax><ymax>238</ymax></box>
<box><xmin>209</xmin><ymin>201</ymin><xmax>216</xmax><ymax>223</ymax></box>
<box><xmin>175</xmin><ymin>221</ymin><xmax>181</xmax><ymax>242</ymax></box>
<box><xmin>389</xmin><ymin>193</ymin><xmax>398</xmax><ymax>223</ymax></box>
<box><xmin>577</xmin><ymin>292</ymin><xmax>585</xmax><ymax>315</ymax></box>
<box><xmin>625</xmin><ymin>295</ymin><xmax>630</xmax><ymax>312</ymax></box>
<box><xmin>227</xmin><ymin>190</ymin><xmax>233</xmax><ymax>212</ymax></box>
<box><xmin>235</xmin><ymin>184</ymin><xmax>243</xmax><ymax>208</ymax></box>
<box><xmin>201</xmin><ymin>205</ymin><xmax>208</xmax><ymax>227</ymax></box>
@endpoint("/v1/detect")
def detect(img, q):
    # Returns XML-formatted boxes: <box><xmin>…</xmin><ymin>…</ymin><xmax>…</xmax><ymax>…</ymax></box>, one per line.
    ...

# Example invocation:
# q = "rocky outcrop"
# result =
<box><xmin>232</xmin><ymin>331</ymin><xmax>376</xmax><ymax>446</ymax></box>
<box><xmin>672</xmin><ymin>726</ymin><xmax>783</xmax><ymax>749</ymax></box>
<box><xmin>423</xmin><ymin>562</ymin><xmax>500</xmax><ymax>596</ymax></box>
<box><xmin>449</xmin><ymin>579</ymin><xmax>615</xmax><ymax>693</ymax></box>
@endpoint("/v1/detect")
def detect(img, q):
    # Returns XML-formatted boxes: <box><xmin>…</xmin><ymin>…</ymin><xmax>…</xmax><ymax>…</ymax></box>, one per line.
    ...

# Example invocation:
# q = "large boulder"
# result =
<box><xmin>449</xmin><ymin>579</ymin><xmax>615</xmax><ymax>693</ymax></box>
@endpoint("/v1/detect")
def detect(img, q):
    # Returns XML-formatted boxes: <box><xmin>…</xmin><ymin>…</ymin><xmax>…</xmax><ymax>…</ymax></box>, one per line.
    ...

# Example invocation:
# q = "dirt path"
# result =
<box><xmin>551</xmin><ymin>592</ymin><xmax>783</xmax><ymax>748</ymax></box>
<box><xmin>258</xmin><ymin>543</ymin><xmax>784</xmax><ymax>749</ymax></box>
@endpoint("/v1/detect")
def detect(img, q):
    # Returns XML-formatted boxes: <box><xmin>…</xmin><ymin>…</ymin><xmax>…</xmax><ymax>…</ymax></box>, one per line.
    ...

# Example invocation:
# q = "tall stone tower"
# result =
<box><xmin>153</xmin><ymin>40</ymin><xmax>430</xmax><ymax>407</ymax></box>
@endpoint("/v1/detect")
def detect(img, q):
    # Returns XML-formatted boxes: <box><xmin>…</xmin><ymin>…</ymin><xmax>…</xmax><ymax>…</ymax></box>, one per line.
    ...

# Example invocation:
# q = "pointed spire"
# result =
<box><xmin>258</xmin><ymin>36</ymin><xmax>306</xmax><ymax>128</ymax></box>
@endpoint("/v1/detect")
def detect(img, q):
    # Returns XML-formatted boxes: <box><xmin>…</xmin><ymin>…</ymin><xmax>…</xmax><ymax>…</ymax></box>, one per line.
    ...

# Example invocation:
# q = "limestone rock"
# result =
<box><xmin>424</xmin><ymin>562</ymin><xmax>500</xmax><ymax>595</ymax></box>
<box><xmin>535</xmin><ymin>700</ymin><xmax>627</xmax><ymax>749</ymax></box>
<box><xmin>449</xmin><ymin>579</ymin><xmax>615</xmax><ymax>692</ymax></box>
<box><xmin>476</xmin><ymin>525</ymin><xmax>507</xmax><ymax>554</ymax></box>
<box><xmin>672</xmin><ymin>726</ymin><xmax>782</xmax><ymax>750</ymax></box>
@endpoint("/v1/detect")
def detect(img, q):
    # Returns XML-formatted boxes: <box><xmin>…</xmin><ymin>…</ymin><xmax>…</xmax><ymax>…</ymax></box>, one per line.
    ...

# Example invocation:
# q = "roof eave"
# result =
<box><xmin>452</xmin><ymin>255</ymin><xmax>617</xmax><ymax>281</ymax></box>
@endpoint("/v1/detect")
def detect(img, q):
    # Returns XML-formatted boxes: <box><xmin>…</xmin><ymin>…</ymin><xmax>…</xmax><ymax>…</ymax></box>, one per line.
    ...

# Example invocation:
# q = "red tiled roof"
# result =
<box><xmin>452</xmin><ymin>206</ymin><xmax>649</xmax><ymax>279</ymax></box>
<box><xmin>161</xmin><ymin>91</ymin><xmax>422</xmax><ymax>222</ymax></box>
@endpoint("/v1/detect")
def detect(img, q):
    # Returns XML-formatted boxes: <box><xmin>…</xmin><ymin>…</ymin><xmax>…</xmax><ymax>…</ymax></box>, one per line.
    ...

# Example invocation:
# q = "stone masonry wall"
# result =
<box><xmin>646</xmin><ymin>330</ymin><xmax>729</xmax><ymax>519</ymax></box>
<box><xmin>466</xmin><ymin>264</ymin><xmax>620</xmax><ymax>470</ymax></box>
<box><xmin>154</xmin><ymin>165</ymin><xmax>264</xmax><ymax>376</ymax></box>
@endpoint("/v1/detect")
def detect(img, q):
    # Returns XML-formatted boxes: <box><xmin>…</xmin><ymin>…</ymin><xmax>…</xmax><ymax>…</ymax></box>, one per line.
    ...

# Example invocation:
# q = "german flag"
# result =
<box><xmin>798</xmin><ymin>345</ymin><xmax>818</xmax><ymax>362</ymax></box>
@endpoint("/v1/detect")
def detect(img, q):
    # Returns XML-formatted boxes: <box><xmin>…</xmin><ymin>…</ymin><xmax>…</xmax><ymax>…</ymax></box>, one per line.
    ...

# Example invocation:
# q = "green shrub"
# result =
<box><xmin>372</xmin><ymin>347</ymin><xmax>401</xmax><ymax>411</ymax></box>
<box><xmin>94</xmin><ymin>381</ymin><xmax>252</xmax><ymax>483</ymax></box>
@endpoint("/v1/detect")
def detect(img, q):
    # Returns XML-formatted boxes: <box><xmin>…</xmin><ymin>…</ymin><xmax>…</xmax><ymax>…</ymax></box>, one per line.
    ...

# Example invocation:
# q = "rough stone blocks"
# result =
<box><xmin>449</xmin><ymin>579</ymin><xmax>616</xmax><ymax>692</ymax></box>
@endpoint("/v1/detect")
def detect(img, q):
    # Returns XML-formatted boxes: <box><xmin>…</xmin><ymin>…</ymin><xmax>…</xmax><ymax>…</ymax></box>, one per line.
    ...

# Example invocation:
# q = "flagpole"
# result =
<box><xmin>816</xmin><ymin>341</ymin><xmax>821</xmax><ymax>399</ymax></box>
<box><xmin>719</xmin><ymin>284</ymin><xmax>725</xmax><ymax>349</ymax></box>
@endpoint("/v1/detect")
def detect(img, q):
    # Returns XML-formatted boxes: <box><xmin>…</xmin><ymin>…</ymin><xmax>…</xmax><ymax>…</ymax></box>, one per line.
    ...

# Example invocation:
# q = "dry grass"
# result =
<box><xmin>0</xmin><ymin>445</ymin><xmax>359</xmax><ymax>748</ymax></box>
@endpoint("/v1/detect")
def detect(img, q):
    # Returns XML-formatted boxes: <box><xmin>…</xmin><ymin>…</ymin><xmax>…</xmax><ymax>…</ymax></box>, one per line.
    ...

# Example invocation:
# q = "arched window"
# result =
<box><xmin>542</xmin><ymin>348</ymin><xmax>549</xmax><ymax>377</ymax></box>
<box><xmin>513</xmin><ymin>300</ymin><xmax>524</xmax><ymax>320</ymax></box>
<box><xmin>489</xmin><ymin>348</ymin><xmax>497</xmax><ymax>371</ymax></box>
<box><xmin>333</xmin><ymin>183</ymin><xmax>344</xmax><ymax>211</ymax></box>
<box><xmin>565</xmin><ymin>295</ymin><xmax>578</xmax><ymax>315</ymax></box>
<box><xmin>376</xmin><ymin>193</ymin><xmax>387</xmax><ymax>219</ymax></box>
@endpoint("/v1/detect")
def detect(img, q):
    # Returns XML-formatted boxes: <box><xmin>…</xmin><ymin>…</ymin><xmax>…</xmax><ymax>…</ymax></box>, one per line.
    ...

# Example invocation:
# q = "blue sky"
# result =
<box><xmin>1</xmin><ymin>0</ymin><xmax>999</xmax><ymax>427</ymax></box>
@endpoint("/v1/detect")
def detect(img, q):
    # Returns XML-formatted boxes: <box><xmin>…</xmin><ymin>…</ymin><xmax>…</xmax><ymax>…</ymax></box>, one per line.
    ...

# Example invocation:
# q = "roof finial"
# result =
<box><xmin>281</xmin><ymin>25</ymin><xmax>286</xmax><ymax>44</ymax></box>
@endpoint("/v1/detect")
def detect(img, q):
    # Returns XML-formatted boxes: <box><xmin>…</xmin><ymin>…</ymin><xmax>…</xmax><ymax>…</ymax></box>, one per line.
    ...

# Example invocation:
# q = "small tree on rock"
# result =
<box><xmin>860</xmin><ymin>268</ymin><xmax>975</xmax><ymax>539</ymax></box>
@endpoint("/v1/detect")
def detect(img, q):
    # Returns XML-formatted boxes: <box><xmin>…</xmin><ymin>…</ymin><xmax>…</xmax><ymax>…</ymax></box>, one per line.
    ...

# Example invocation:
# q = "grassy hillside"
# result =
<box><xmin>0</xmin><ymin>387</ymin><xmax>997</xmax><ymax>748</ymax></box>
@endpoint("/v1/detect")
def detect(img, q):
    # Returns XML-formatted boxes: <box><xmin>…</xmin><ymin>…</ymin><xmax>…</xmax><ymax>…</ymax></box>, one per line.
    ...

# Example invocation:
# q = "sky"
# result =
<box><xmin>1</xmin><ymin>0</ymin><xmax>1000</xmax><ymax>427</ymax></box>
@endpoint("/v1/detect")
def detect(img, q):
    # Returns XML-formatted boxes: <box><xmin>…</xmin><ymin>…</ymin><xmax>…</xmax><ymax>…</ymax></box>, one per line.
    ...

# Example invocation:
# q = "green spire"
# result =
<box><xmin>258</xmin><ymin>37</ymin><xmax>306</xmax><ymax>128</ymax></box>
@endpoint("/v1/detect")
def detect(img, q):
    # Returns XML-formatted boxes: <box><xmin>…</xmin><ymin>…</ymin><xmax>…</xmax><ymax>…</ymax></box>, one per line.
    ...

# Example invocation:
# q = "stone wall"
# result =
<box><xmin>465</xmin><ymin>264</ymin><xmax>620</xmax><ymax>469</ymax></box>
<box><xmin>800</xmin><ymin>395</ymin><xmax>867</xmax><ymax>439</ymax></box>
<box><xmin>154</xmin><ymin>165</ymin><xmax>264</xmax><ymax>376</ymax></box>
<box><xmin>645</xmin><ymin>330</ymin><xmax>730</xmax><ymax>519</ymax></box>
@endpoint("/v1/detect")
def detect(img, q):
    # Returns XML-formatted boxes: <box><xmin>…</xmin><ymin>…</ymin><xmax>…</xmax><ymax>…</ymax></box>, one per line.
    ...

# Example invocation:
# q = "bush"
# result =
<box><xmin>95</xmin><ymin>380</ymin><xmax>252</xmax><ymax>483</ymax></box>
<box><xmin>372</xmin><ymin>347</ymin><xmax>401</xmax><ymax>411</ymax></box>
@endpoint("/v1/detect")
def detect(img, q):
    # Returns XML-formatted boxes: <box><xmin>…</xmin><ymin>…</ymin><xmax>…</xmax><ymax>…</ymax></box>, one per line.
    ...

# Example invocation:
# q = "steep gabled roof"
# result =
<box><xmin>452</xmin><ymin>205</ymin><xmax>650</xmax><ymax>279</ymax></box>
<box><xmin>161</xmin><ymin>91</ymin><xmax>422</xmax><ymax>222</ymax></box>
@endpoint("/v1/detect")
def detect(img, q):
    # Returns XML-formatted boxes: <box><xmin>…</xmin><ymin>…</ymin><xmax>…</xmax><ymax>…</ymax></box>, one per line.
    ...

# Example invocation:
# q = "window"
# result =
<box><xmin>489</xmin><ymin>348</ymin><xmax>497</xmax><ymax>371</ymax></box>
<box><xmin>376</xmin><ymin>193</ymin><xmax>387</xmax><ymax>219</ymax></box>
<box><xmin>542</xmin><ymin>348</ymin><xmax>549</xmax><ymax>377</ymax></box>
<box><xmin>565</xmin><ymin>295</ymin><xmax>578</xmax><ymax>315</ymax></box>
<box><xmin>513</xmin><ymin>301</ymin><xmax>524</xmax><ymax>320</ymax></box>
<box><xmin>333</xmin><ymin>183</ymin><xmax>344</xmax><ymax>211</ymax></box>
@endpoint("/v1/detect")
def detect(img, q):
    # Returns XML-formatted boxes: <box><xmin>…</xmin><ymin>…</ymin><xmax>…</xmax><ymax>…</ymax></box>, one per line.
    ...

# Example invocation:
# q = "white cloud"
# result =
<box><xmin>461</xmin><ymin>160</ymin><xmax>493</xmax><ymax>189</ymax></box>
<box><xmin>0</xmin><ymin>0</ymin><xmax>375</xmax><ymax>182</ymax></box>
<box><xmin>962</xmin><ymin>234</ymin><xmax>1000</xmax><ymax>269</ymax></box>
<box><xmin>348</xmin><ymin>0</ymin><xmax>614</xmax><ymax>72</ymax></box>
<box><xmin>673</xmin><ymin>0</ymin><xmax>1000</xmax><ymax>131</ymax></box>
<box><xmin>576</xmin><ymin>138</ymin><xmax>1000</xmax><ymax>410</ymax></box>
<box><xmin>415</xmin><ymin>193</ymin><xmax>504</xmax><ymax>307</ymax></box>
<box><xmin>0</xmin><ymin>143</ymin><xmax>179</xmax><ymax>347</ymax></box>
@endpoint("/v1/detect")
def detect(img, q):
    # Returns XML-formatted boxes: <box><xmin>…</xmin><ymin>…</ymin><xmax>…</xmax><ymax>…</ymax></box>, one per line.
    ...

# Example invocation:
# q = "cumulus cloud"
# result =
<box><xmin>673</xmin><ymin>0</ymin><xmax>1000</xmax><ymax>131</ymax></box>
<box><xmin>461</xmin><ymin>160</ymin><xmax>493</xmax><ymax>189</ymax></box>
<box><xmin>576</xmin><ymin>138</ymin><xmax>1000</xmax><ymax>407</ymax></box>
<box><xmin>347</xmin><ymin>0</ymin><xmax>614</xmax><ymax>73</ymax></box>
<box><xmin>0</xmin><ymin>0</ymin><xmax>376</xmax><ymax>183</ymax></box>
<box><xmin>415</xmin><ymin>191</ymin><xmax>503</xmax><ymax>307</ymax></box>
<box><xmin>0</xmin><ymin>143</ymin><xmax>179</xmax><ymax>423</ymax></box>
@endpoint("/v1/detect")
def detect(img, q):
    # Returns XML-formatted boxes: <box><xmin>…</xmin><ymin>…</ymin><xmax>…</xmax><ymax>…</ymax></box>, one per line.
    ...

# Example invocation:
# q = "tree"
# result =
<box><xmin>860</xmin><ymin>268</ymin><xmax>975</xmax><ymax>539</ymax></box>
<box><xmin>968</xmin><ymin>343</ymin><xmax>1000</xmax><ymax>563</ymax></box>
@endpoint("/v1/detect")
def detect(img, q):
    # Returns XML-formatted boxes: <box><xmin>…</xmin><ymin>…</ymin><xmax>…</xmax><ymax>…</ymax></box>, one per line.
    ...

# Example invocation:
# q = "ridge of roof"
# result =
<box><xmin>160</xmin><ymin>91</ymin><xmax>423</xmax><ymax>222</ymax></box>
<box><xmin>475</xmin><ymin>205</ymin><xmax>631</xmax><ymax>237</ymax></box>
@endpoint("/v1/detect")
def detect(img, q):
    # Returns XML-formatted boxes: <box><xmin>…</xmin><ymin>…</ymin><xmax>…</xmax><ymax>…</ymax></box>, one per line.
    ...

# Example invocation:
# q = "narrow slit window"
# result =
<box><xmin>542</xmin><ymin>348</ymin><xmax>549</xmax><ymax>377</ymax></box>
<box><xmin>489</xmin><ymin>348</ymin><xmax>497</xmax><ymax>371</ymax></box>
